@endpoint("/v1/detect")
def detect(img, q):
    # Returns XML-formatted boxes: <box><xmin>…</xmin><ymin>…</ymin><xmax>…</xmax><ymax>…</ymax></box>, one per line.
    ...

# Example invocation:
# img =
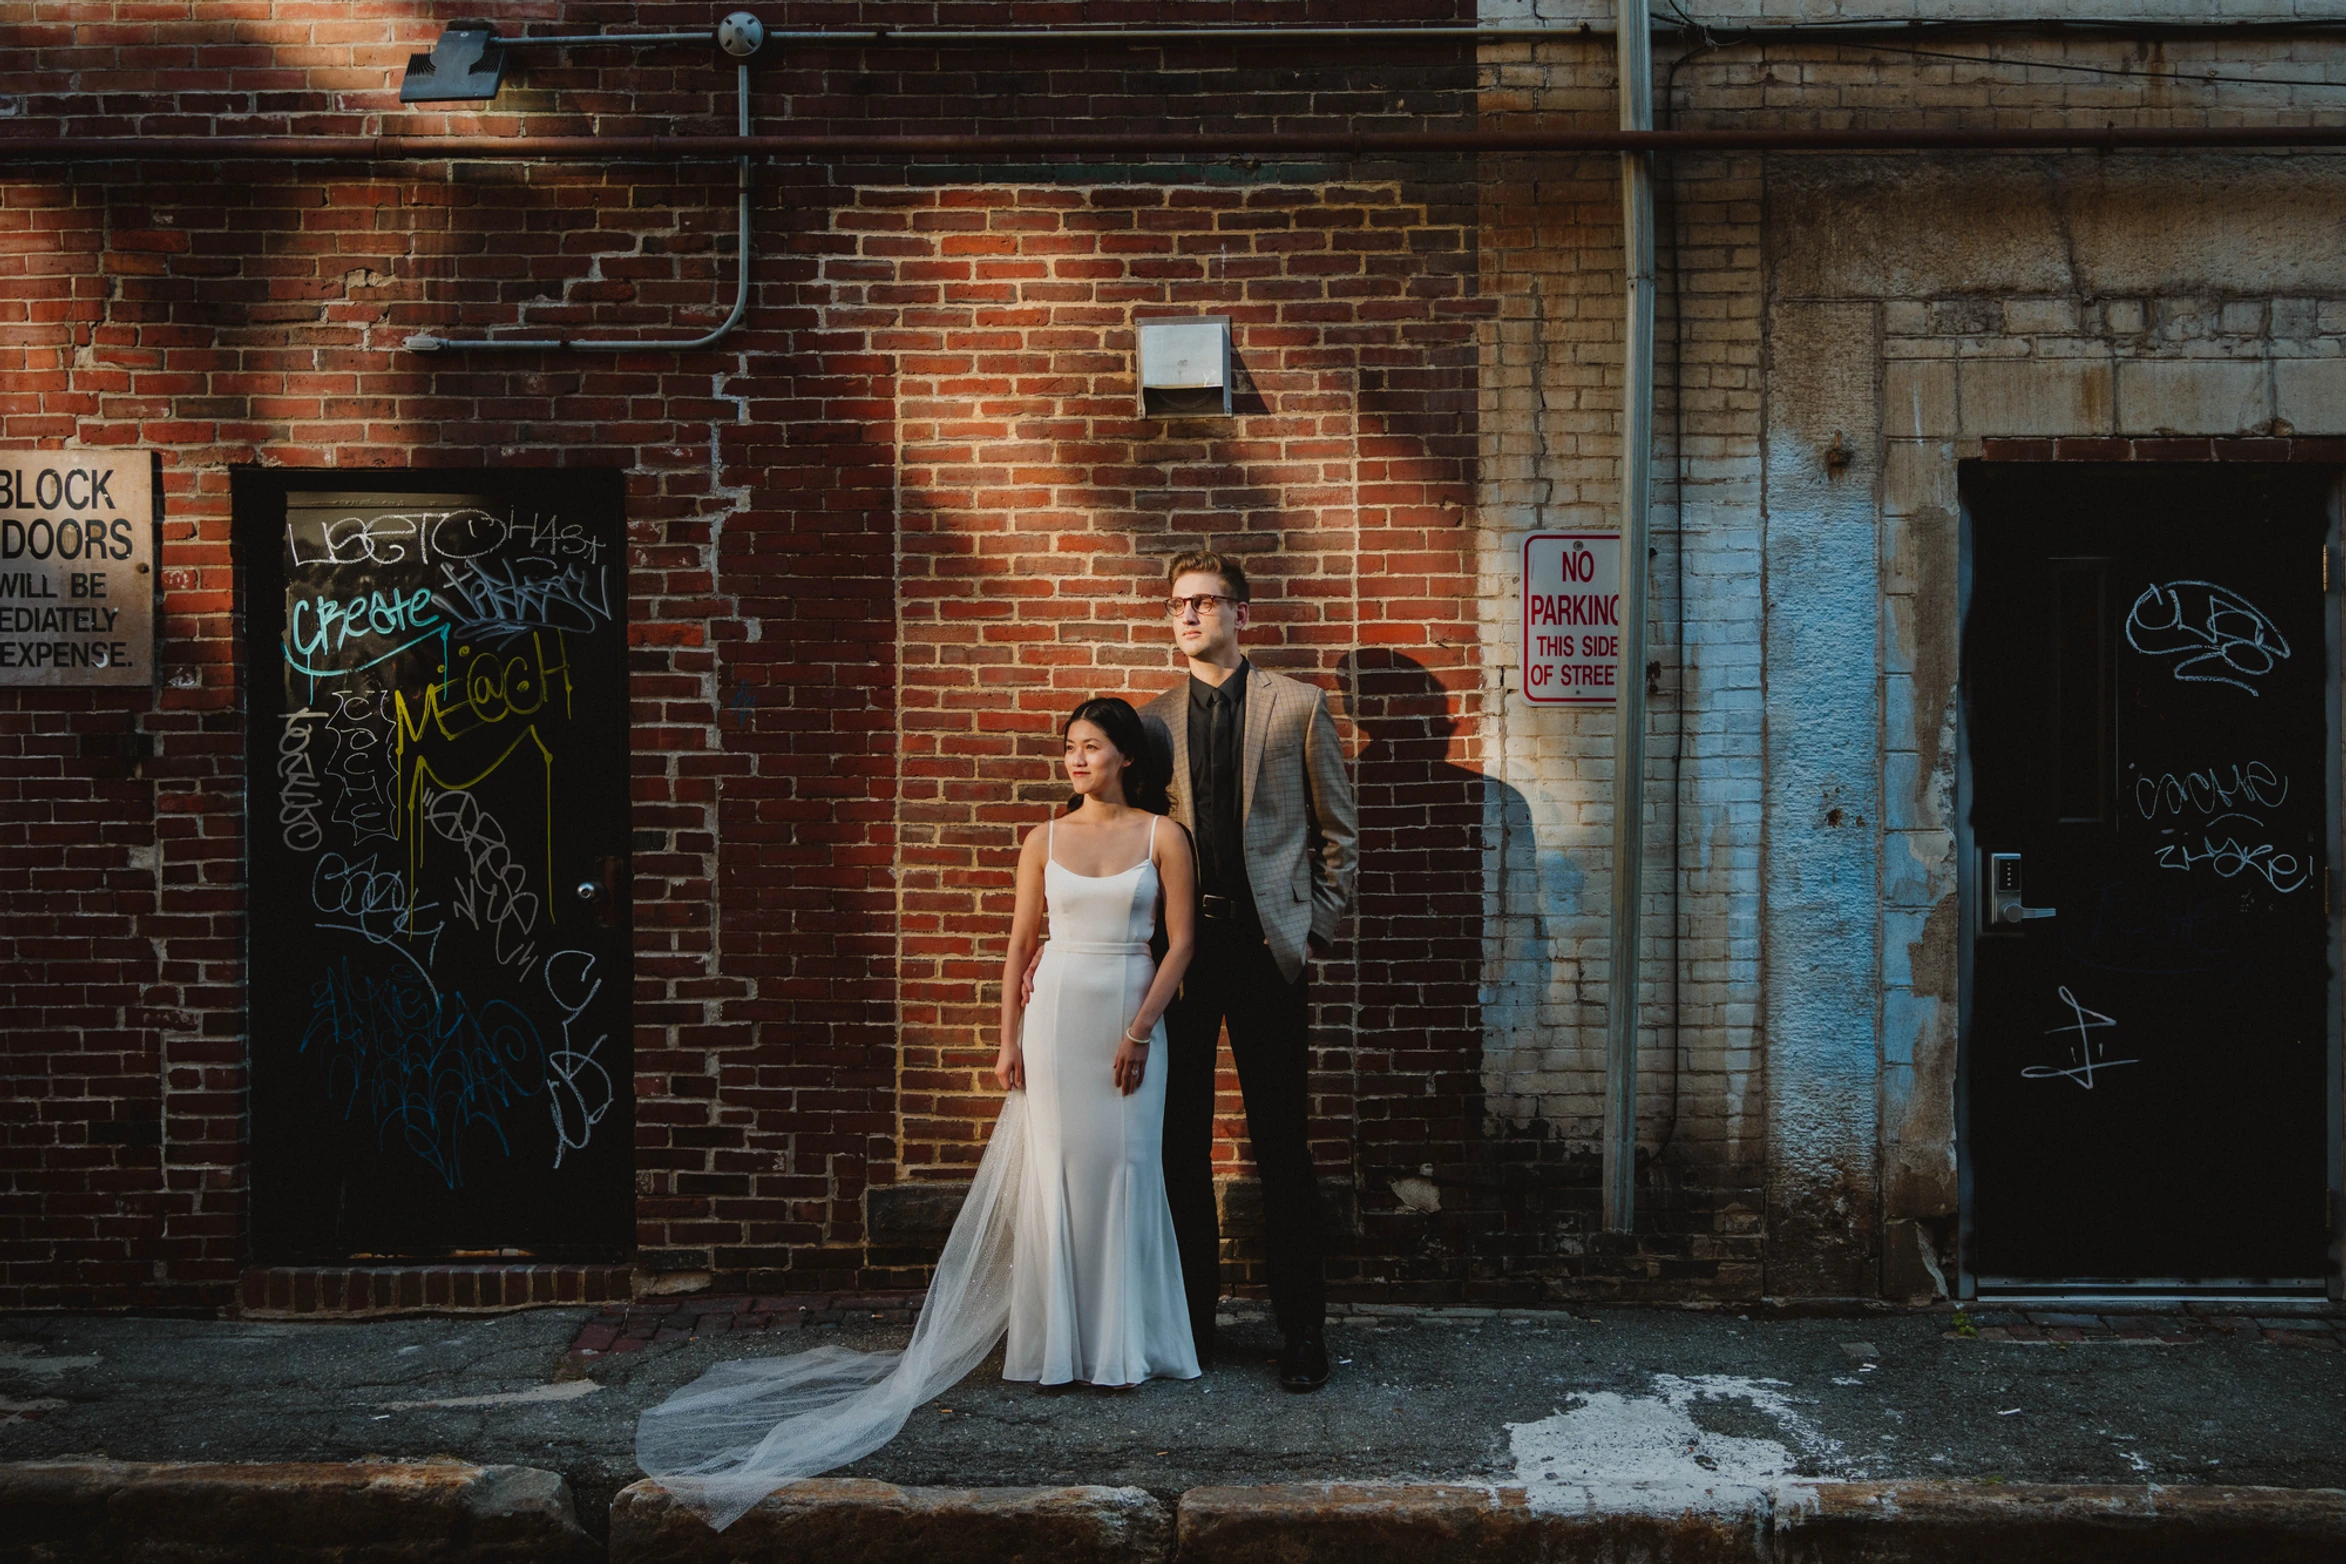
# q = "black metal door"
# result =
<box><xmin>238</xmin><ymin>471</ymin><xmax>631</xmax><ymax>1261</ymax></box>
<box><xmin>1962</xmin><ymin>464</ymin><xmax>2336</xmax><ymax>1288</ymax></box>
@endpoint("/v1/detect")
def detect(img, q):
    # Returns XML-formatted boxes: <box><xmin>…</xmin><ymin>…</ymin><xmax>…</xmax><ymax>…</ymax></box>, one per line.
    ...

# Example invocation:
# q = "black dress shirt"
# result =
<box><xmin>1186</xmin><ymin>663</ymin><xmax>1254</xmax><ymax>926</ymax></box>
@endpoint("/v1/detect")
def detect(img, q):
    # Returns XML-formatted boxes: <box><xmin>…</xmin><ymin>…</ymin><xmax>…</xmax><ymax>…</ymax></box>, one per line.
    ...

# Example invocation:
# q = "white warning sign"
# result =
<box><xmin>0</xmin><ymin>453</ymin><xmax>156</xmax><ymax>687</ymax></box>
<box><xmin>1520</xmin><ymin>531</ymin><xmax>1621</xmax><ymax>706</ymax></box>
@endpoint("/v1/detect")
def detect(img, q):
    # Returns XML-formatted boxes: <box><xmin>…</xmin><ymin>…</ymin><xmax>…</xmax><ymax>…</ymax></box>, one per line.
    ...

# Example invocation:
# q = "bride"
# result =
<box><xmin>636</xmin><ymin>696</ymin><xmax>1200</xmax><ymax>1529</ymax></box>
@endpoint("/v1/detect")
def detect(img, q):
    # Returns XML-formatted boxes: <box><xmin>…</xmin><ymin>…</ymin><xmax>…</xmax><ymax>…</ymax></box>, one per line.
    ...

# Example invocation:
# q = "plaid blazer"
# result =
<box><xmin>1142</xmin><ymin>665</ymin><xmax>1359</xmax><ymax>984</ymax></box>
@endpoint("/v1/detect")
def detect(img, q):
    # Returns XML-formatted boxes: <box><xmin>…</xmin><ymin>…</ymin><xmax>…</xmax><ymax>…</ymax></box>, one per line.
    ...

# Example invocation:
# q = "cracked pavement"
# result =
<box><xmin>3</xmin><ymin>1303</ymin><xmax>2343</xmax><ymax>1537</ymax></box>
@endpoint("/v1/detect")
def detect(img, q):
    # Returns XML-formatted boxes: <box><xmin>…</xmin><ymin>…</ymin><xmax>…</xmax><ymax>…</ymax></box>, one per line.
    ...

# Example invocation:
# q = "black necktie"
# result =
<box><xmin>1208</xmin><ymin>686</ymin><xmax>1234</xmax><ymax>805</ymax></box>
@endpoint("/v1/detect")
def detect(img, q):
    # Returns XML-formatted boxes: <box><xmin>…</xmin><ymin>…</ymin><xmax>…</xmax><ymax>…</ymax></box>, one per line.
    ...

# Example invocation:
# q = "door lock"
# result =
<box><xmin>576</xmin><ymin>879</ymin><xmax>604</xmax><ymax>903</ymax></box>
<box><xmin>1986</xmin><ymin>852</ymin><xmax>2056</xmax><ymax>928</ymax></box>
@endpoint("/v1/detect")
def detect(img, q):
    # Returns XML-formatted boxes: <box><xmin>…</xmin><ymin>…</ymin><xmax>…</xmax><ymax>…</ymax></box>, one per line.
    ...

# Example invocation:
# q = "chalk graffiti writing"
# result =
<box><xmin>300</xmin><ymin>959</ymin><xmax>544</xmax><ymax>1188</ymax></box>
<box><xmin>425</xmin><ymin>788</ymin><xmax>543</xmax><ymax>978</ymax></box>
<box><xmin>2153</xmin><ymin>834</ymin><xmax>2309</xmax><ymax>893</ymax></box>
<box><xmin>278</xmin><ymin>708</ymin><xmax>325</xmax><ymax>852</ymax></box>
<box><xmin>2124</xmin><ymin>579</ymin><xmax>2291</xmax><ymax>695</ymax></box>
<box><xmin>433</xmin><ymin>558</ymin><xmax>612</xmax><ymax>644</ymax></box>
<box><xmin>543</xmin><ymin>950</ymin><xmax>614</xmax><ymax>1169</ymax></box>
<box><xmin>2133</xmin><ymin>760</ymin><xmax>2288</xmax><ymax>822</ymax></box>
<box><xmin>312</xmin><ymin>851</ymin><xmax>444</xmax><ymax>971</ymax></box>
<box><xmin>2023</xmin><ymin>986</ymin><xmax>2139</xmax><ymax>1088</ymax></box>
<box><xmin>272</xmin><ymin>497</ymin><xmax>619</xmax><ymax>1219</ymax></box>
<box><xmin>288</xmin><ymin>588</ymin><xmax>441</xmax><ymax>659</ymax></box>
<box><xmin>288</xmin><ymin>507</ymin><xmax>605</xmax><ymax>568</ymax></box>
<box><xmin>325</xmin><ymin>688</ymin><xmax>398</xmax><ymax>845</ymax></box>
<box><xmin>394</xmin><ymin>632</ymin><xmax>572</xmax><ymax>753</ymax></box>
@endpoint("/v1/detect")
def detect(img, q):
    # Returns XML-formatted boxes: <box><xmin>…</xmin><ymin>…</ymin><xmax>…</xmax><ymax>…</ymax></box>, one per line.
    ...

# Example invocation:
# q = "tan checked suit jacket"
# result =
<box><xmin>1142</xmin><ymin>666</ymin><xmax>1359</xmax><ymax>984</ymax></box>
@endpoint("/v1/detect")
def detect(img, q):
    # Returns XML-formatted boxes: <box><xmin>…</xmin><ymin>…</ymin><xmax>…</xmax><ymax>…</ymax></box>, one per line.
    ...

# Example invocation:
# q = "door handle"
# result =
<box><xmin>1986</xmin><ymin>851</ymin><xmax>2056</xmax><ymax>927</ymax></box>
<box><xmin>574</xmin><ymin>854</ymin><xmax>625</xmax><ymax>930</ymax></box>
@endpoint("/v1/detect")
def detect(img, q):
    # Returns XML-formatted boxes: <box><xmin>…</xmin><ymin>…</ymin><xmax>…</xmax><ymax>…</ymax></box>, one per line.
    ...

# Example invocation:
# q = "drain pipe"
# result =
<box><xmin>1602</xmin><ymin>0</ymin><xmax>1657</xmax><ymax>1236</ymax></box>
<box><xmin>404</xmin><ymin>30</ymin><xmax>761</xmax><ymax>353</ymax></box>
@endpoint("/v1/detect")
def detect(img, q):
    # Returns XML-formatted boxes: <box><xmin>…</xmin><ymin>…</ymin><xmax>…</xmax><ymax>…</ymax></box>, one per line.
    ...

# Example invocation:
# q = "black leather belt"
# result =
<box><xmin>1200</xmin><ymin>893</ymin><xmax>1243</xmax><ymax>920</ymax></box>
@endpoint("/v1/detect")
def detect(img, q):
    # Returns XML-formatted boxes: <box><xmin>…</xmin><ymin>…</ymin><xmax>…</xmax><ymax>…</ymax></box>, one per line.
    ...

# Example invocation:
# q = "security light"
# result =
<box><xmin>398</xmin><ymin>22</ymin><xmax>509</xmax><ymax>104</ymax></box>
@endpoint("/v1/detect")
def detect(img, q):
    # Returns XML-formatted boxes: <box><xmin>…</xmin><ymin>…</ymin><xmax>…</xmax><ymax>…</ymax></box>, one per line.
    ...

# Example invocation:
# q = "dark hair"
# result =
<box><xmin>1063</xmin><ymin>696</ymin><xmax>1171</xmax><ymax>815</ymax></box>
<box><xmin>1165</xmin><ymin>548</ymin><xmax>1251</xmax><ymax>602</ymax></box>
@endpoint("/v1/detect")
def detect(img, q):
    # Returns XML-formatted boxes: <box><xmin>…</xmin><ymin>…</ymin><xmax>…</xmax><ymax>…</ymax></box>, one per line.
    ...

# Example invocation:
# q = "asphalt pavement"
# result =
<box><xmin>4</xmin><ymin>1299</ymin><xmax>2343</xmax><ymax>1540</ymax></box>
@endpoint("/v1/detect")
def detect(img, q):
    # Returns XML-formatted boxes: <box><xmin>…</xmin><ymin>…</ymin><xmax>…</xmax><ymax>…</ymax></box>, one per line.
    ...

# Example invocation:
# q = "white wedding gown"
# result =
<box><xmin>636</xmin><ymin>815</ymin><xmax>1197</xmax><ymax>1530</ymax></box>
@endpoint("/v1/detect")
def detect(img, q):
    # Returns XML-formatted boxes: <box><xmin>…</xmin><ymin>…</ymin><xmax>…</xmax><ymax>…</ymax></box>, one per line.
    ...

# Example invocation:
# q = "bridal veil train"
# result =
<box><xmin>638</xmin><ymin>697</ymin><xmax>1199</xmax><ymax>1531</ymax></box>
<box><xmin>633</xmin><ymin>1093</ymin><xmax>1031</xmax><ymax>1532</ymax></box>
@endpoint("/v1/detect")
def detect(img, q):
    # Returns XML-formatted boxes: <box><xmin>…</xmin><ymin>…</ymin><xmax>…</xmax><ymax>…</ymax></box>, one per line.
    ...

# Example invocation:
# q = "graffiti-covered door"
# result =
<box><xmin>1960</xmin><ymin>464</ymin><xmax>2338</xmax><ymax>1291</ymax></box>
<box><xmin>238</xmin><ymin>472</ymin><xmax>631</xmax><ymax>1261</ymax></box>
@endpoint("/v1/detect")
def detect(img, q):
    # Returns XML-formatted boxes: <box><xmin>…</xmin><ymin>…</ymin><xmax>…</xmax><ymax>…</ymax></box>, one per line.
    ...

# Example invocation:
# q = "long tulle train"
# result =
<box><xmin>634</xmin><ymin>1093</ymin><xmax>1029</xmax><ymax>1531</ymax></box>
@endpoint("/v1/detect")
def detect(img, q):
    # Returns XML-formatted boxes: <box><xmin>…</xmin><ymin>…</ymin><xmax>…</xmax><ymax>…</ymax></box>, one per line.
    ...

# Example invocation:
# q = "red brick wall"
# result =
<box><xmin>0</xmin><ymin>1</ymin><xmax>1496</xmax><ymax>1309</ymax></box>
<box><xmin>867</xmin><ymin>178</ymin><xmax>1483</xmax><ymax>1286</ymax></box>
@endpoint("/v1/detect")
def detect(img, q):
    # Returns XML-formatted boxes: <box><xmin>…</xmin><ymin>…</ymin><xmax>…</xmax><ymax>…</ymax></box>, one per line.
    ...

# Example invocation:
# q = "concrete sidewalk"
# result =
<box><xmin>4</xmin><ymin>1297</ymin><xmax>2344</xmax><ymax>1558</ymax></box>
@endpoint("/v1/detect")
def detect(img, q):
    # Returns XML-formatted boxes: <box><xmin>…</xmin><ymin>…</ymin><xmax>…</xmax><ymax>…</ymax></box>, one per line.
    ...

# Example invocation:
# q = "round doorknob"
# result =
<box><xmin>577</xmin><ymin>879</ymin><xmax>603</xmax><ymax>903</ymax></box>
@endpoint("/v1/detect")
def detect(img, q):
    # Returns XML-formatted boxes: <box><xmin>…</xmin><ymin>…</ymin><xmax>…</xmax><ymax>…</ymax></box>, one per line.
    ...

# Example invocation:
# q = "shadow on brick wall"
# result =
<box><xmin>1339</xmin><ymin>647</ymin><xmax>1512</xmax><ymax>1300</ymax></box>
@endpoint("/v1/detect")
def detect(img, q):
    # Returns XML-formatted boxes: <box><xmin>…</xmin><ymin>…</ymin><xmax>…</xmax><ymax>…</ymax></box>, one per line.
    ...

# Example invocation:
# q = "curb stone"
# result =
<box><xmin>9</xmin><ymin>1464</ymin><xmax>2344</xmax><ymax>1562</ymax></box>
<box><xmin>1174</xmin><ymin>1482</ymin><xmax>1759</xmax><ymax>1563</ymax></box>
<box><xmin>1175</xmin><ymin>1481</ymin><xmax>2346</xmax><ymax>1564</ymax></box>
<box><xmin>1773</xmin><ymin>1481</ymin><xmax>2346</xmax><ymax>1563</ymax></box>
<box><xmin>0</xmin><ymin>1458</ymin><xmax>599</xmax><ymax>1564</ymax></box>
<box><xmin>610</xmin><ymin>1478</ymin><xmax>1170</xmax><ymax>1563</ymax></box>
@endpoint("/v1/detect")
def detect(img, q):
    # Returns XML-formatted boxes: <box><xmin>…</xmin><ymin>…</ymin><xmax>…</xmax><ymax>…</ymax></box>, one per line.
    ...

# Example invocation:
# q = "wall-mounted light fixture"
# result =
<box><xmin>1137</xmin><ymin>316</ymin><xmax>1233</xmax><ymax>417</ymax></box>
<box><xmin>397</xmin><ymin>22</ymin><xmax>509</xmax><ymax>103</ymax></box>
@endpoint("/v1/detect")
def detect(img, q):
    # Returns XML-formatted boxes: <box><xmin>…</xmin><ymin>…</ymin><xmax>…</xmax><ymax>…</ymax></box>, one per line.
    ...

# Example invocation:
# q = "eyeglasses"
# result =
<box><xmin>1165</xmin><ymin>593</ymin><xmax>1239</xmax><ymax>618</ymax></box>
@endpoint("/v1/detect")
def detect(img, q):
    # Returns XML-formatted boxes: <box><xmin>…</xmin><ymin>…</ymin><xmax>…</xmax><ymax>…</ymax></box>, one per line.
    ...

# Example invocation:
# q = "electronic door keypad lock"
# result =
<box><xmin>1986</xmin><ymin>852</ymin><xmax>2057</xmax><ymax>928</ymax></box>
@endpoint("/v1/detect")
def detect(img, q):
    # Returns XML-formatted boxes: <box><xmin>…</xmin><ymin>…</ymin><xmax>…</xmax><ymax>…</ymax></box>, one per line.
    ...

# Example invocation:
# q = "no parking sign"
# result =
<box><xmin>1520</xmin><ymin>532</ymin><xmax>1621</xmax><ymax>705</ymax></box>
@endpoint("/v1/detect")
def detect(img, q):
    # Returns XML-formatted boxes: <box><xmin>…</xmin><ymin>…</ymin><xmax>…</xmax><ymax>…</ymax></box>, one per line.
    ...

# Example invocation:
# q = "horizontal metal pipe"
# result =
<box><xmin>754</xmin><ymin>26</ymin><xmax>1592</xmax><ymax>43</ymax></box>
<box><xmin>497</xmin><ymin>26</ymin><xmax>1593</xmax><ymax>47</ymax></box>
<box><xmin>491</xmin><ymin>21</ymin><xmax>2346</xmax><ymax>48</ymax></box>
<box><xmin>498</xmin><ymin>31</ymin><xmax>716</xmax><ymax>48</ymax></box>
<box><xmin>9</xmin><ymin>125</ymin><xmax>2346</xmax><ymax>162</ymax></box>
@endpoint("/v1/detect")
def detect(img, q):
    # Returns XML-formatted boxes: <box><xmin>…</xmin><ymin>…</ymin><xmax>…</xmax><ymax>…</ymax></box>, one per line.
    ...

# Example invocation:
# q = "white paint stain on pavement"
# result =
<box><xmin>1508</xmin><ymin>1374</ymin><xmax>1850</xmax><ymax>1514</ymax></box>
<box><xmin>0</xmin><ymin>1343</ymin><xmax>101</xmax><ymax>1375</ymax></box>
<box><xmin>379</xmin><ymin>1380</ymin><xmax>602</xmax><ymax>1412</ymax></box>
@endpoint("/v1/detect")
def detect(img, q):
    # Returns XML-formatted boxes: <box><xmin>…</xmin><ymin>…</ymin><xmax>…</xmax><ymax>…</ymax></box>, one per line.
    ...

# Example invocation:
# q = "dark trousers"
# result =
<box><xmin>1162</xmin><ymin>924</ymin><xmax>1325</xmax><ymax>1352</ymax></box>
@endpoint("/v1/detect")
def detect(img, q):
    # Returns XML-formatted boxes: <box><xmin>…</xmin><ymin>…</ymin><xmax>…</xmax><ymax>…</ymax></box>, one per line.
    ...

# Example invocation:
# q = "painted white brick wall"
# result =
<box><xmin>1478</xmin><ymin>28</ymin><xmax>2346</xmax><ymax>1293</ymax></box>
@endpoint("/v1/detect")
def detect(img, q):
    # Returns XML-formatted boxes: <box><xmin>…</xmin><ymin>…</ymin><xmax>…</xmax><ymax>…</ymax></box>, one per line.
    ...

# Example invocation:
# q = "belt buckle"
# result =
<box><xmin>1201</xmin><ymin>893</ymin><xmax>1236</xmax><ymax>919</ymax></box>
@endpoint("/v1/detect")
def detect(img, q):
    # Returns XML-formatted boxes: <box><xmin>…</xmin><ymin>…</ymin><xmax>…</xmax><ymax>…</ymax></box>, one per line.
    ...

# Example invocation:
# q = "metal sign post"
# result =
<box><xmin>1605</xmin><ymin>0</ymin><xmax>1658</xmax><ymax>1234</ymax></box>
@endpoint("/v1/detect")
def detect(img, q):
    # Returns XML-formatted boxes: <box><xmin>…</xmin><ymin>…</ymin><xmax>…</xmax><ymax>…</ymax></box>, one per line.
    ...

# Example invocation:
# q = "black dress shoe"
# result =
<box><xmin>1278</xmin><ymin>1327</ymin><xmax>1329</xmax><ymax>1392</ymax></box>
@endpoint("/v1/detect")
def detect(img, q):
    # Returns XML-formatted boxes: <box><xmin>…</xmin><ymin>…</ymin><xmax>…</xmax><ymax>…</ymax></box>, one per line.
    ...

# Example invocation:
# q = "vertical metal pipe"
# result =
<box><xmin>1603</xmin><ymin>0</ymin><xmax>1657</xmax><ymax>1233</ymax></box>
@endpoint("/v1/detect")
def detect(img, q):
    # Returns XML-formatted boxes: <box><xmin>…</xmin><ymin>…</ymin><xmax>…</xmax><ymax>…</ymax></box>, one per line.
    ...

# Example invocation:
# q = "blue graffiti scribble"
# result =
<box><xmin>300</xmin><ymin>959</ymin><xmax>545</xmax><ymax>1189</ymax></box>
<box><xmin>433</xmin><ymin>557</ymin><xmax>613</xmax><ymax>645</ymax></box>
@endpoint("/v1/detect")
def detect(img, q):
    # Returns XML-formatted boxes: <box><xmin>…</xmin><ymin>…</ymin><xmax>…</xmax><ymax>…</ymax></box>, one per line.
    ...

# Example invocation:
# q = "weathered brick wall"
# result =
<box><xmin>9</xmin><ymin>3</ymin><xmax>2343</xmax><ymax>1310</ymax></box>
<box><xmin>0</xmin><ymin>1</ymin><xmax>1483</xmax><ymax>1309</ymax></box>
<box><xmin>864</xmin><ymin>179</ymin><xmax>1482</xmax><ymax>1300</ymax></box>
<box><xmin>1475</xmin><ymin>37</ymin><xmax>1771</xmax><ymax>1296</ymax></box>
<box><xmin>1473</xmin><ymin>30</ymin><xmax>2346</xmax><ymax>1299</ymax></box>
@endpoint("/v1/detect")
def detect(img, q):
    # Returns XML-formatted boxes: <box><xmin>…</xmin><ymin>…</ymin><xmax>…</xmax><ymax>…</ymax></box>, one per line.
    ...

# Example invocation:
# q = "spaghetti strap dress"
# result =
<box><xmin>634</xmin><ymin>814</ymin><xmax>1195</xmax><ymax>1533</ymax></box>
<box><xmin>1006</xmin><ymin>815</ymin><xmax>1200</xmax><ymax>1386</ymax></box>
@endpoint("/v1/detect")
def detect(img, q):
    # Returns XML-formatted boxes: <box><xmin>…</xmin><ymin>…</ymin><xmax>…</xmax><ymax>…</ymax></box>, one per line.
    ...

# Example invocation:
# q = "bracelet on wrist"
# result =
<box><xmin>1124</xmin><ymin>1029</ymin><xmax>1152</xmax><ymax>1044</ymax></box>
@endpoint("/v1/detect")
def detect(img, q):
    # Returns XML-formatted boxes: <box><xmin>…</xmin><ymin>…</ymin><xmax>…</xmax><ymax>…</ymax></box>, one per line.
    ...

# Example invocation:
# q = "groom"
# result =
<box><xmin>1142</xmin><ymin>550</ymin><xmax>1358</xmax><ymax>1391</ymax></box>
